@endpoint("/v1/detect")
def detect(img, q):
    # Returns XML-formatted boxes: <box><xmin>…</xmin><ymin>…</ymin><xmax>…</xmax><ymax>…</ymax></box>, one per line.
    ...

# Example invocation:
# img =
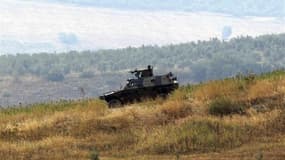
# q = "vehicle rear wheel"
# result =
<box><xmin>108</xmin><ymin>99</ymin><xmax>122</xmax><ymax>108</ymax></box>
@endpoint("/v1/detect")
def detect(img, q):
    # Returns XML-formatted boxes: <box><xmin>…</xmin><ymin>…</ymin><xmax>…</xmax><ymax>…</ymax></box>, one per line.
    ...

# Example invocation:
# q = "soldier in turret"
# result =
<box><xmin>131</xmin><ymin>65</ymin><xmax>153</xmax><ymax>78</ymax></box>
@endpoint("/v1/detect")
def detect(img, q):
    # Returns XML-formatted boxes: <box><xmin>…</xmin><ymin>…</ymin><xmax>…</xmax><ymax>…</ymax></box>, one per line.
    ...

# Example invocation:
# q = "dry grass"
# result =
<box><xmin>192</xmin><ymin>79</ymin><xmax>244</xmax><ymax>102</ymax></box>
<box><xmin>0</xmin><ymin>71</ymin><xmax>285</xmax><ymax>159</ymax></box>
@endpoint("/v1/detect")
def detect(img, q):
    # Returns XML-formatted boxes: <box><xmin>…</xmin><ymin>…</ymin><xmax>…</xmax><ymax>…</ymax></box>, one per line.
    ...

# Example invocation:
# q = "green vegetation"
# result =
<box><xmin>208</xmin><ymin>97</ymin><xmax>245</xmax><ymax>116</ymax></box>
<box><xmin>80</xmin><ymin>71</ymin><xmax>95</xmax><ymax>79</ymax></box>
<box><xmin>90</xmin><ymin>148</ymin><xmax>100</xmax><ymax>160</ymax></box>
<box><xmin>1</xmin><ymin>34</ymin><xmax>285</xmax><ymax>83</ymax></box>
<box><xmin>0</xmin><ymin>70</ymin><xmax>285</xmax><ymax>159</ymax></box>
<box><xmin>46</xmin><ymin>72</ymin><xmax>65</xmax><ymax>81</ymax></box>
<box><xmin>0</xmin><ymin>100</ymin><xmax>80</xmax><ymax>116</ymax></box>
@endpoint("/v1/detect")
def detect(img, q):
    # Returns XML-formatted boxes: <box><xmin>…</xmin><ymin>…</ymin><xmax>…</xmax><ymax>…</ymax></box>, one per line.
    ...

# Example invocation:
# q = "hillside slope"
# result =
<box><xmin>1</xmin><ymin>34</ymin><xmax>285</xmax><ymax>106</ymax></box>
<box><xmin>0</xmin><ymin>70</ymin><xmax>285</xmax><ymax>159</ymax></box>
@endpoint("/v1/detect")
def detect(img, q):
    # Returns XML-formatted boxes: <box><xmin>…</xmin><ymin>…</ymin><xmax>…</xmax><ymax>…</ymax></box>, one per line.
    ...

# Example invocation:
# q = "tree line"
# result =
<box><xmin>0</xmin><ymin>33</ymin><xmax>285</xmax><ymax>83</ymax></box>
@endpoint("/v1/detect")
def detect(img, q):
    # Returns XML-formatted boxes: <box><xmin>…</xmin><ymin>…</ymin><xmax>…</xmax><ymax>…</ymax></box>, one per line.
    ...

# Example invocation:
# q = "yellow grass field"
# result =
<box><xmin>0</xmin><ymin>71</ymin><xmax>285</xmax><ymax>160</ymax></box>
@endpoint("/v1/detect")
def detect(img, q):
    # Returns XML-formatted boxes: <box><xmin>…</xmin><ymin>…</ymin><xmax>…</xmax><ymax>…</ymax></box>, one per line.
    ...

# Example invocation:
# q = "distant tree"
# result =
<box><xmin>222</xmin><ymin>26</ymin><xmax>232</xmax><ymax>40</ymax></box>
<box><xmin>79</xmin><ymin>87</ymin><xmax>86</xmax><ymax>98</ymax></box>
<box><xmin>2</xmin><ymin>91</ymin><xmax>11</xmax><ymax>106</ymax></box>
<box><xmin>0</xmin><ymin>34</ymin><xmax>284</xmax><ymax>85</ymax></box>
<box><xmin>2</xmin><ymin>92</ymin><xmax>11</xmax><ymax>98</ymax></box>
<box><xmin>79</xmin><ymin>71</ymin><xmax>95</xmax><ymax>79</ymax></box>
<box><xmin>46</xmin><ymin>72</ymin><xmax>65</xmax><ymax>82</ymax></box>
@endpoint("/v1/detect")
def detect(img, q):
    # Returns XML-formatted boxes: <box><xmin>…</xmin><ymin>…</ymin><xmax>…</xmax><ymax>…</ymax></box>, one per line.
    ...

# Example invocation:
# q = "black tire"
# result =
<box><xmin>158</xmin><ymin>93</ymin><xmax>168</xmax><ymax>99</ymax></box>
<box><xmin>108</xmin><ymin>99</ymin><xmax>122</xmax><ymax>108</ymax></box>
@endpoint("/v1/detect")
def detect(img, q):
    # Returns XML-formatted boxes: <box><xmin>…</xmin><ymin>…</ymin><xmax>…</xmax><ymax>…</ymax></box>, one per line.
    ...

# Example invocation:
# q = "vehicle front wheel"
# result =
<box><xmin>158</xmin><ymin>93</ymin><xmax>168</xmax><ymax>99</ymax></box>
<box><xmin>108</xmin><ymin>99</ymin><xmax>122</xmax><ymax>108</ymax></box>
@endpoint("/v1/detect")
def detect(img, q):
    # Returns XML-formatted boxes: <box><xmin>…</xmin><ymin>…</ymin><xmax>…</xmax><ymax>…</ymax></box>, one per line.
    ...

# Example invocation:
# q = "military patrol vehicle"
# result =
<box><xmin>99</xmin><ymin>65</ymin><xmax>178</xmax><ymax>107</ymax></box>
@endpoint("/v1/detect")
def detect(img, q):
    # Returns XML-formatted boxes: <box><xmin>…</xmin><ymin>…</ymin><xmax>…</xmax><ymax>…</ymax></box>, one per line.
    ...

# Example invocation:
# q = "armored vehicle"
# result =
<box><xmin>99</xmin><ymin>65</ymin><xmax>178</xmax><ymax>107</ymax></box>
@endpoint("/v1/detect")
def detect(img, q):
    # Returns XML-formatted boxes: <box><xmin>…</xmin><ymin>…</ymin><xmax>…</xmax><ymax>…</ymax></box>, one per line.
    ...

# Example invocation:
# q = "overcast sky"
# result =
<box><xmin>0</xmin><ymin>0</ymin><xmax>284</xmax><ymax>54</ymax></box>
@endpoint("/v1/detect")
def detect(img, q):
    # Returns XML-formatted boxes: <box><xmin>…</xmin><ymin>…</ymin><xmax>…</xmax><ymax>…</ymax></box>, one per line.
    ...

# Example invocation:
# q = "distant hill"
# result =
<box><xmin>1</xmin><ymin>33</ymin><xmax>285</xmax><ymax>82</ymax></box>
<box><xmin>1</xmin><ymin>33</ymin><xmax>285</xmax><ymax>106</ymax></box>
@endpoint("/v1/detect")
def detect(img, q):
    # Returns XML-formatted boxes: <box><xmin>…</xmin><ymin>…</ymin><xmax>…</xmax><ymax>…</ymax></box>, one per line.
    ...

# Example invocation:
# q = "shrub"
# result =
<box><xmin>90</xmin><ymin>148</ymin><xmax>100</xmax><ymax>160</ymax></box>
<box><xmin>46</xmin><ymin>72</ymin><xmax>65</xmax><ymax>81</ymax></box>
<box><xmin>80</xmin><ymin>71</ymin><xmax>95</xmax><ymax>78</ymax></box>
<box><xmin>208</xmin><ymin>97</ymin><xmax>245</xmax><ymax>116</ymax></box>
